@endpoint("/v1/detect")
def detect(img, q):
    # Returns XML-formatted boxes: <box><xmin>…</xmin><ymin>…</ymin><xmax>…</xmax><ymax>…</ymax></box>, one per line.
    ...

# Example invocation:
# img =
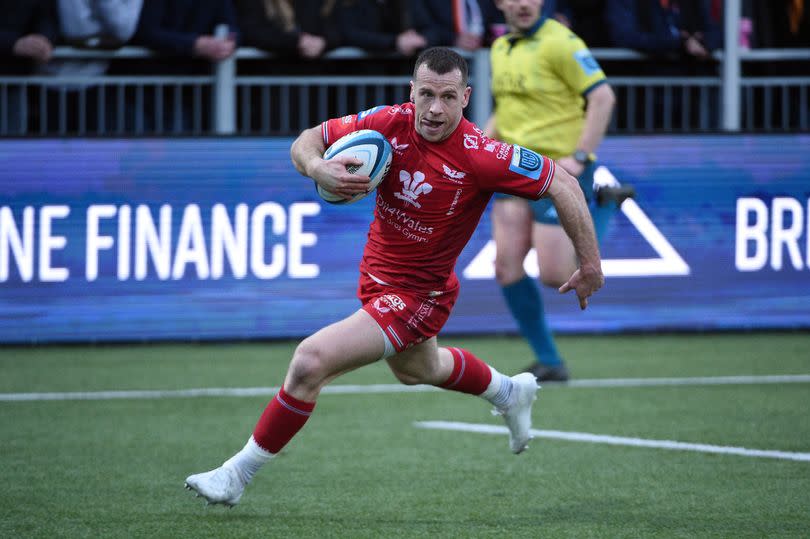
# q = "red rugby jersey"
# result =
<box><xmin>322</xmin><ymin>103</ymin><xmax>555</xmax><ymax>294</ymax></box>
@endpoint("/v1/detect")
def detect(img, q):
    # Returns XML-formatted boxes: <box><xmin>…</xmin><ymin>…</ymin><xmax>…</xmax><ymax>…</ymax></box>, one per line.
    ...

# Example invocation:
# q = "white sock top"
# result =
<box><xmin>480</xmin><ymin>366</ymin><xmax>514</xmax><ymax>408</ymax></box>
<box><xmin>222</xmin><ymin>436</ymin><xmax>275</xmax><ymax>485</ymax></box>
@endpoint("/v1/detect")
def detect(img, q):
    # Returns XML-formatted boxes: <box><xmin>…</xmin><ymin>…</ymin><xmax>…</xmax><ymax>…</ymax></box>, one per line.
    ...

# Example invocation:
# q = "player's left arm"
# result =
<box><xmin>543</xmin><ymin>165</ymin><xmax>604</xmax><ymax>309</ymax></box>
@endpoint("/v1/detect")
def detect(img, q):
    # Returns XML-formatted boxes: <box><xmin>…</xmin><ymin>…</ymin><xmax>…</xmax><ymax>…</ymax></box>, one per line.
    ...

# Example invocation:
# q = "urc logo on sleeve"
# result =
<box><xmin>509</xmin><ymin>145</ymin><xmax>542</xmax><ymax>180</ymax></box>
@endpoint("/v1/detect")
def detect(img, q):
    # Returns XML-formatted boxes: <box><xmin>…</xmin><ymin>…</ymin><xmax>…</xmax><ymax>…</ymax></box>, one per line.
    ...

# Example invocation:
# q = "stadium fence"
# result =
<box><xmin>1</xmin><ymin>5</ymin><xmax>808</xmax><ymax>137</ymax></box>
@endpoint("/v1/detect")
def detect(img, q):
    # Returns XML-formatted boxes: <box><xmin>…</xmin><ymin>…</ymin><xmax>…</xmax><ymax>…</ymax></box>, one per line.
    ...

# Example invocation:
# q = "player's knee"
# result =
<box><xmin>494</xmin><ymin>255</ymin><xmax>525</xmax><ymax>286</ymax></box>
<box><xmin>389</xmin><ymin>368</ymin><xmax>422</xmax><ymax>386</ymax></box>
<box><xmin>388</xmin><ymin>357</ymin><xmax>445</xmax><ymax>386</ymax></box>
<box><xmin>288</xmin><ymin>340</ymin><xmax>329</xmax><ymax>388</ymax></box>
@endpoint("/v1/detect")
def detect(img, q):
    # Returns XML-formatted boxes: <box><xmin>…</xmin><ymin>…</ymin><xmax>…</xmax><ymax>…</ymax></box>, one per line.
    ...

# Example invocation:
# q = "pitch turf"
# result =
<box><xmin>1</xmin><ymin>332</ymin><xmax>808</xmax><ymax>538</ymax></box>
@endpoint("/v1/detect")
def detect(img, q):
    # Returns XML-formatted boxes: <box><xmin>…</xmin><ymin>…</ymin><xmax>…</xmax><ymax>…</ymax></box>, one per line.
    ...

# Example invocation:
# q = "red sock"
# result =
<box><xmin>252</xmin><ymin>386</ymin><xmax>316</xmax><ymax>454</ymax></box>
<box><xmin>438</xmin><ymin>347</ymin><xmax>492</xmax><ymax>396</ymax></box>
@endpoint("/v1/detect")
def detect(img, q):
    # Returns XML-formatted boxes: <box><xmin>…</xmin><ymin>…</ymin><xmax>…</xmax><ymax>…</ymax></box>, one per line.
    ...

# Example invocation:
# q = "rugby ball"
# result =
<box><xmin>318</xmin><ymin>129</ymin><xmax>393</xmax><ymax>204</ymax></box>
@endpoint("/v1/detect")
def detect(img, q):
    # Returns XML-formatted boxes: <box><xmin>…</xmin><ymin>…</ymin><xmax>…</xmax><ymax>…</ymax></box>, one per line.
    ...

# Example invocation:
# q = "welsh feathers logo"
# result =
<box><xmin>394</xmin><ymin>170</ymin><xmax>433</xmax><ymax>208</ymax></box>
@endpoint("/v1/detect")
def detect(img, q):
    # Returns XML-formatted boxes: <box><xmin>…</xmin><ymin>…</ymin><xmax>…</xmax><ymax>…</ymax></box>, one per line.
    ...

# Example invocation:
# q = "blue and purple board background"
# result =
<box><xmin>1</xmin><ymin>135</ymin><xmax>808</xmax><ymax>343</ymax></box>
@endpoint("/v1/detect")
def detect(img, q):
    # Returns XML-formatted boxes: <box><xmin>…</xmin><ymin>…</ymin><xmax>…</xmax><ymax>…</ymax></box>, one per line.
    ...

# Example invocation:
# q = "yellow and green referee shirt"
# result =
<box><xmin>490</xmin><ymin>16</ymin><xmax>607</xmax><ymax>160</ymax></box>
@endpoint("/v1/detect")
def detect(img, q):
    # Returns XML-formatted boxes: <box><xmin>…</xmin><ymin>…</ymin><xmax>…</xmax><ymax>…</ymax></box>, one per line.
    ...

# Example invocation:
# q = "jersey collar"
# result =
<box><xmin>506</xmin><ymin>15</ymin><xmax>547</xmax><ymax>47</ymax></box>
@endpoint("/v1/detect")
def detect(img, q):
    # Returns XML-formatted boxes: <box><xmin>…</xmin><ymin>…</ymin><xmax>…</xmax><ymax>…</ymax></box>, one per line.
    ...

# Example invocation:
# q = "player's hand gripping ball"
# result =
<box><xmin>318</xmin><ymin>129</ymin><xmax>393</xmax><ymax>204</ymax></box>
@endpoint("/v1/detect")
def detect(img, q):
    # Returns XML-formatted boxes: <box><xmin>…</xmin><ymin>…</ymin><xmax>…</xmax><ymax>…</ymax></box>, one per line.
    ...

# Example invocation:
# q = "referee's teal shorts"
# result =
<box><xmin>494</xmin><ymin>161</ymin><xmax>597</xmax><ymax>224</ymax></box>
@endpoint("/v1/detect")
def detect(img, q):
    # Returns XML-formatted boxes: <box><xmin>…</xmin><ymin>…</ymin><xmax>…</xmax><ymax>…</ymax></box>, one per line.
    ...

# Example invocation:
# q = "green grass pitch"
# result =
<box><xmin>1</xmin><ymin>332</ymin><xmax>809</xmax><ymax>538</ymax></box>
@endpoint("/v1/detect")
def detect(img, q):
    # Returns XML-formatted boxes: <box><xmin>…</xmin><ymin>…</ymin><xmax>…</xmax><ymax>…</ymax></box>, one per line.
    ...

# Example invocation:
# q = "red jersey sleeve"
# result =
<box><xmin>472</xmin><ymin>139</ymin><xmax>556</xmax><ymax>200</ymax></box>
<box><xmin>322</xmin><ymin>105</ymin><xmax>392</xmax><ymax>147</ymax></box>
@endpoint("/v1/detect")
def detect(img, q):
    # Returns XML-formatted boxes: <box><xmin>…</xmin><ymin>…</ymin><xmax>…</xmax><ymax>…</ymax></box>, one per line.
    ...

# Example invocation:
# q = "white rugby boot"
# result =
<box><xmin>185</xmin><ymin>465</ymin><xmax>245</xmax><ymax>507</ymax></box>
<box><xmin>493</xmin><ymin>372</ymin><xmax>539</xmax><ymax>454</ymax></box>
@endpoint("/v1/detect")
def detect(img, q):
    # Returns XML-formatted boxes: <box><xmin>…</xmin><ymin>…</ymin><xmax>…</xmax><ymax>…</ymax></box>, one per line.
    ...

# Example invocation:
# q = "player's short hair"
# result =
<box><xmin>413</xmin><ymin>47</ymin><xmax>469</xmax><ymax>87</ymax></box>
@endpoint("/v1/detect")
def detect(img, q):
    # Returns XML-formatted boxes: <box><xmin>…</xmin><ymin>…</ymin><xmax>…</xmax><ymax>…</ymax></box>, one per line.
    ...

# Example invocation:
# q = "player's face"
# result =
<box><xmin>496</xmin><ymin>0</ymin><xmax>543</xmax><ymax>33</ymax></box>
<box><xmin>410</xmin><ymin>65</ymin><xmax>471</xmax><ymax>143</ymax></box>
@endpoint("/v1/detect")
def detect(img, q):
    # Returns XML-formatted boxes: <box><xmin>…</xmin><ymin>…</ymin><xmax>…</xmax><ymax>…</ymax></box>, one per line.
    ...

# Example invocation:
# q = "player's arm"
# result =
<box><xmin>290</xmin><ymin>125</ymin><xmax>370</xmax><ymax>200</ymax></box>
<box><xmin>576</xmin><ymin>83</ymin><xmax>615</xmax><ymax>156</ymax></box>
<box><xmin>543</xmin><ymin>165</ymin><xmax>604</xmax><ymax>309</ymax></box>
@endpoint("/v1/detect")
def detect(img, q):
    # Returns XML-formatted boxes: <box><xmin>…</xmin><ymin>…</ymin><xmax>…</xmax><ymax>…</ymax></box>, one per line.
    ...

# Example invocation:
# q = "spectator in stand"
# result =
<box><xmin>0</xmin><ymin>0</ymin><xmax>58</xmax><ymax>72</ymax></box>
<box><xmin>39</xmin><ymin>0</ymin><xmax>144</xmax><ymax>133</ymax></box>
<box><xmin>332</xmin><ymin>0</ymin><xmax>427</xmax><ymax>57</ymax></box>
<box><xmin>234</xmin><ymin>0</ymin><xmax>341</xmax><ymax>59</ymax></box>
<box><xmin>55</xmin><ymin>0</ymin><xmax>142</xmax><ymax>51</ymax></box>
<box><xmin>606</xmin><ymin>0</ymin><xmax>722</xmax><ymax>58</ymax></box>
<box><xmin>410</xmin><ymin>0</ymin><xmax>505</xmax><ymax>51</ymax></box>
<box><xmin>548</xmin><ymin>0</ymin><xmax>611</xmax><ymax>47</ymax></box>
<box><xmin>132</xmin><ymin>0</ymin><xmax>238</xmax><ymax>65</ymax></box>
<box><xmin>129</xmin><ymin>0</ymin><xmax>238</xmax><ymax>132</ymax></box>
<box><xmin>44</xmin><ymin>0</ymin><xmax>143</xmax><ymax>77</ymax></box>
<box><xmin>0</xmin><ymin>0</ymin><xmax>58</xmax><ymax>133</ymax></box>
<box><xmin>755</xmin><ymin>0</ymin><xmax>809</xmax><ymax>48</ymax></box>
<box><xmin>606</xmin><ymin>0</ymin><xmax>722</xmax><ymax>130</ymax></box>
<box><xmin>747</xmin><ymin>0</ymin><xmax>808</xmax><ymax>129</ymax></box>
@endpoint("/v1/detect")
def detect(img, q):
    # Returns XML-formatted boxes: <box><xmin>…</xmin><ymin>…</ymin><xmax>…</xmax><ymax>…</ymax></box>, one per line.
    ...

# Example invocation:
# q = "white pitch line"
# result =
<box><xmin>414</xmin><ymin>421</ymin><xmax>810</xmax><ymax>463</ymax></box>
<box><xmin>566</xmin><ymin>374</ymin><xmax>810</xmax><ymax>388</ymax></box>
<box><xmin>0</xmin><ymin>384</ymin><xmax>439</xmax><ymax>402</ymax></box>
<box><xmin>1</xmin><ymin>374</ymin><xmax>810</xmax><ymax>402</ymax></box>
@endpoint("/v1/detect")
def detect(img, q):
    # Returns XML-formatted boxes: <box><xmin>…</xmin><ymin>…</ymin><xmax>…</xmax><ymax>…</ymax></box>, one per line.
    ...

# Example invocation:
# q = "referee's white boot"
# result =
<box><xmin>494</xmin><ymin>372</ymin><xmax>539</xmax><ymax>454</ymax></box>
<box><xmin>185</xmin><ymin>464</ymin><xmax>245</xmax><ymax>507</ymax></box>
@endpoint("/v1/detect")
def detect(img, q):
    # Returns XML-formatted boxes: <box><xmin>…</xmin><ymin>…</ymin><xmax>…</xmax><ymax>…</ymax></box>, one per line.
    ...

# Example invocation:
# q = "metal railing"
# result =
<box><xmin>1</xmin><ymin>2</ymin><xmax>808</xmax><ymax>136</ymax></box>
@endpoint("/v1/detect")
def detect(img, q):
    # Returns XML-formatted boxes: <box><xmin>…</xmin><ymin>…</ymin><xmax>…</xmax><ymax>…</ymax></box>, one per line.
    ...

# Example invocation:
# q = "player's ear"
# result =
<box><xmin>409</xmin><ymin>81</ymin><xmax>415</xmax><ymax>103</ymax></box>
<box><xmin>461</xmin><ymin>86</ymin><xmax>472</xmax><ymax>108</ymax></box>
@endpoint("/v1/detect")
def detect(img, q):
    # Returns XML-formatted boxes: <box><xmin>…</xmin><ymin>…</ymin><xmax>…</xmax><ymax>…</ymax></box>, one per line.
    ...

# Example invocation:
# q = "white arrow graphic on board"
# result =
<box><xmin>462</xmin><ymin>166</ymin><xmax>690</xmax><ymax>279</ymax></box>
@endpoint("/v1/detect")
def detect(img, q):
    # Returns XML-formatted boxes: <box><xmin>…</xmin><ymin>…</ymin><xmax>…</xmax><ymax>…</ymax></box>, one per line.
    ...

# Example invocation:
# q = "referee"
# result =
<box><xmin>485</xmin><ymin>0</ymin><xmax>633</xmax><ymax>382</ymax></box>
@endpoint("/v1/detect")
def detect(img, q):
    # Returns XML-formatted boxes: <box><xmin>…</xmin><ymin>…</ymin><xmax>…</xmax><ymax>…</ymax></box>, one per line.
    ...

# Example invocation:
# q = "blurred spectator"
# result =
<box><xmin>235</xmin><ymin>0</ymin><xmax>340</xmax><ymax>59</ymax></box>
<box><xmin>606</xmin><ymin>0</ymin><xmax>722</xmax><ymax>58</ymax></box>
<box><xmin>605</xmin><ymin>0</ymin><xmax>723</xmax><ymax>131</ymax></box>
<box><xmin>0</xmin><ymin>0</ymin><xmax>58</xmax><ymax>73</ymax></box>
<box><xmin>0</xmin><ymin>0</ymin><xmax>58</xmax><ymax>133</ymax></box>
<box><xmin>57</xmin><ymin>0</ymin><xmax>142</xmax><ymax>49</ymax></box>
<box><xmin>752</xmin><ymin>0</ymin><xmax>809</xmax><ymax>48</ymax></box>
<box><xmin>128</xmin><ymin>0</ymin><xmax>239</xmax><ymax>132</ymax></box>
<box><xmin>549</xmin><ymin>0</ymin><xmax>611</xmax><ymax>46</ymax></box>
<box><xmin>44</xmin><ymin>0</ymin><xmax>143</xmax><ymax>76</ymax></box>
<box><xmin>332</xmin><ymin>0</ymin><xmax>427</xmax><ymax>56</ymax></box>
<box><xmin>132</xmin><ymin>0</ymin><xmax>238</xmax><ymax>64</ymax></box>
<box><xmin>410</xmin><ymin>0</ymin><xmax>504</xmax><ymax>51</ymax></box>
<box><xmin>36</xmin><ymin>1</ymin><xmax>143</xmax><ymax>134</ymax></box>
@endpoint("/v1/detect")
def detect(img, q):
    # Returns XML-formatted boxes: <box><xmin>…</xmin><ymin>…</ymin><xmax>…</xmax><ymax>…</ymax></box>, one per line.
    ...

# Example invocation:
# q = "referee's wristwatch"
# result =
<box><xmin>573</xmin><ymin>149</ymin><xmax>595</xmax><ymax>165</ymax></box>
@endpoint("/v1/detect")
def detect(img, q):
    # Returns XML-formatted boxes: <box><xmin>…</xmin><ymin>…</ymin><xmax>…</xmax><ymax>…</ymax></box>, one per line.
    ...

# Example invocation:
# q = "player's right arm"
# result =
<box><xmin>475</xmin><ymin>139</ymin><xmax>603</xmax><ymax>308</ymax></box>
<box><xmin>543</xmin><ymin>165</ymin><xmax>604</xmax><ymax>309</ymax></box>
<box><xmin>290</xmin><ymin>125</ymin><xmax>369</xmax><ymax>200</ymax></box>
